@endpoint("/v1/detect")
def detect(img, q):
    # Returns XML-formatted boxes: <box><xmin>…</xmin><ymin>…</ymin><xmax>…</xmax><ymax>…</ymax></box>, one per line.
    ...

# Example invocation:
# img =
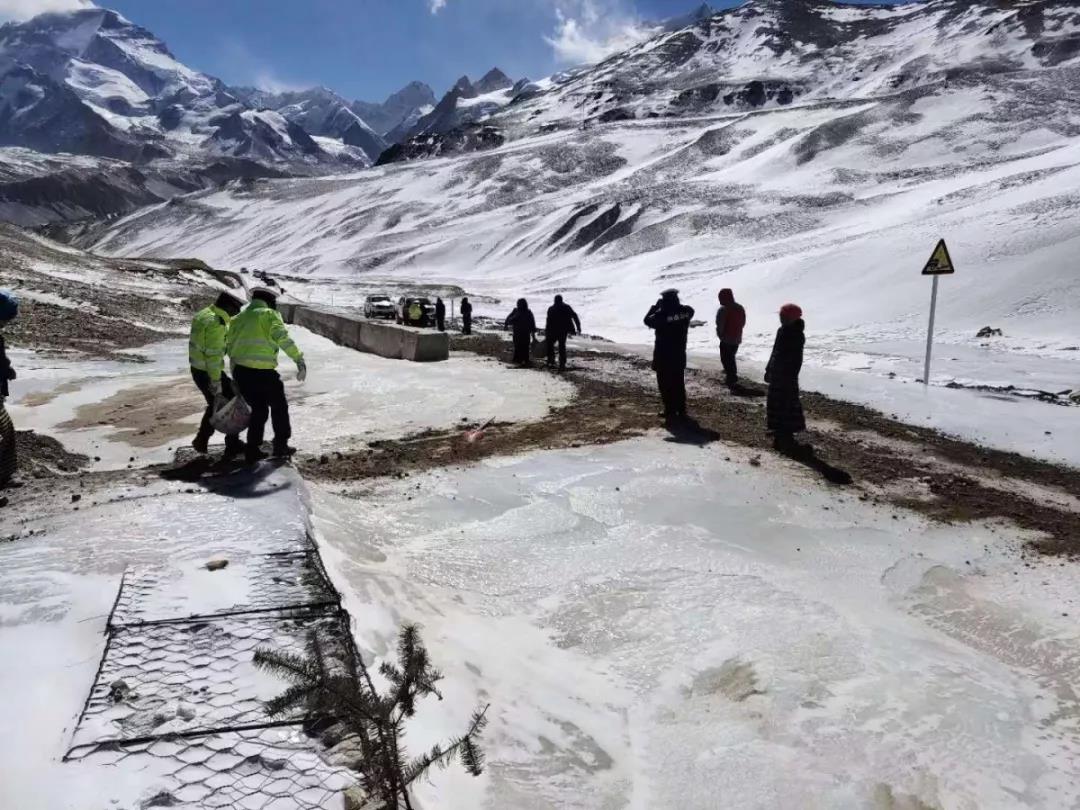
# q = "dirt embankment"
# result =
<box><xmin>303</xmin><ymin>333</ymin><xmax>1080</xmax><ymax>558</ymax></box>
<box><xmin>0</xmin><ymin>224</ymin><xmax>222</xmax><ymax>360</ymax></box>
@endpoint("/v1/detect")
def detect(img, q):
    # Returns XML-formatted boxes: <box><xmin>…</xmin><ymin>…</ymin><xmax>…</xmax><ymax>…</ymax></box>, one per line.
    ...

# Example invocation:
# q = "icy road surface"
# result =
<box><xmin>0</xmin><ymin>468</ymin><xmax>318</xmax><ymax>809</ymax></box>
<box><xmin>312</xmin><ymin>438</ymin><xmax>1080</xmax><ymax>810</ymax></box>
<box><xmin>6</xmin><ymin>328</ymin><xmax>573</xmax><ymax>470</ymax></box>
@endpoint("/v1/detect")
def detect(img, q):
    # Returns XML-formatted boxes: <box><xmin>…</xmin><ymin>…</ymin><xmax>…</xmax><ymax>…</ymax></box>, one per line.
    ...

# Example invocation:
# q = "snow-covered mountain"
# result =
<box><xmin>352</xmin><ymin>80</ymin><xmax>436</xmax><ymax>139</ymax></box>
<box><xmin>232</xmin><ymin>85</ymin><xmax>387</xmax><ymax>164</ymax></box>
<box><xmin>405</xmin><ymin>68</ymin><xmax>522</xmax><ymax>139</ymax></box>
<box><xmin>492</xmin><ymin>0</ymin><xmax>1080</xmax><ymax>130</ymax></box>
<box><xmin>90</xmin><ymin>0</ymin><xmax>1080</xmax><ymax>394</ymax></box>
<box><xmin>0</xmin><ymin>7</ymin><xmax>341</xmax><ymax>167</ymax></box>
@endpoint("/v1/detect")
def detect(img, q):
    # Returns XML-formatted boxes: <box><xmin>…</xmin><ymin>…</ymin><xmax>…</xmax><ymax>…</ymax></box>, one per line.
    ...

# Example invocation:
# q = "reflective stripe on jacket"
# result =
<box><xmin>226</xmin><ymin>299</ymin><xmax>303</xmax><ymax>370</ymax></box>
<box><xmin>189</xmin><ymin>305</ymin><xmax>231</xmax><ymax>381</ymax></box>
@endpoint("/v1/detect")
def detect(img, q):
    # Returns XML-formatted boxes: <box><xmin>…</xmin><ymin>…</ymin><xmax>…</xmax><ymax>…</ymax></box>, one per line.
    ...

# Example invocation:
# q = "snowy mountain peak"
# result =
<box><xmin>0</xmin><ymin>7</ymin><xmax>213</xmax><ymax>100</ymax></box>
<box><xmin>452</xmin><ymin>75</ymin><xmax>476</xmax><ymax>97</ymax></box>
<box><xmin>659</xmin><ymin>1</ymin><xmax>717</xmax><ymax>31</ymax></box>
<box><xmin>475</xmin><ymin>67</ymin><xmax>513</xmax><ymax>94</ymax></box>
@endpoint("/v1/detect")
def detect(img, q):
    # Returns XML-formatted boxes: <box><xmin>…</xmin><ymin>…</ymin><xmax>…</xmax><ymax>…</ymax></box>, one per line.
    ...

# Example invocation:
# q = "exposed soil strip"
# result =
<box><xmin>301</xmin><ymin>333</ymin><xmax>1080</xmax><ymax>558</ymax></box>
<box><xmin>58</xmin><ymin>378</ymin><xmax>203</xmax><ymax>447</ymax></box>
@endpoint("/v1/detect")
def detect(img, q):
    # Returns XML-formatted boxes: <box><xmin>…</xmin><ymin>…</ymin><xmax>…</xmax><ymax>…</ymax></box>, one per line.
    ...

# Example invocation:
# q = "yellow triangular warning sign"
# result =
<box><xmin>921</xmin><ymin>239</ymin><xmax>955</xmax><ymax>276</ymax></box>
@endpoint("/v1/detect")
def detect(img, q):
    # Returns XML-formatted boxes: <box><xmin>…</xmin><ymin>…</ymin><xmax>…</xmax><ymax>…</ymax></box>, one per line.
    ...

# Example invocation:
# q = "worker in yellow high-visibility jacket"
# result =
<box><xmin>226</xmin><ymin>286</ymin><xmax>306</xmax><ymax>463</ymax></box>
<box><xmin>188</xmin><ymin>291</ymin><xmax>245</xmax><ymax>458</ymax></box>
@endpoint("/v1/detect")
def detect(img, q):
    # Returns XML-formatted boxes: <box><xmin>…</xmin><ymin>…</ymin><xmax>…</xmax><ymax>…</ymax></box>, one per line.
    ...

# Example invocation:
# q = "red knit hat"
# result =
<box><xmin>779</xmin><ymin>303</ymin><xmax>803</xmax><ymax>321</ymax></box>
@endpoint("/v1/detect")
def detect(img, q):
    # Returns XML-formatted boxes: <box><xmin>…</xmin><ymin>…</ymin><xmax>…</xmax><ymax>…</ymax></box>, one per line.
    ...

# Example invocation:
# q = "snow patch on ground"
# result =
<box><xmin>311</xmin><ymin>437</ymin><xmax>1080</xmax><ymax>809</ymax></box>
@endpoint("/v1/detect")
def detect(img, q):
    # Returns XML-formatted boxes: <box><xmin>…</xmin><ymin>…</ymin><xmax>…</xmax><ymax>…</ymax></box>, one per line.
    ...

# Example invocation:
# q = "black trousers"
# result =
<box><xmin>436</xmin><ymin>315</ymin><xmax>445</xmax><ymax>331</ymax></box>
<box><xmin>462</xmin><ymin>315</ymin><xmax>471</xmax><ymax>335</ymax></box>
<box><xmin>191</xmin><ymin>368</ymin><xmax>244</xmax><ymax>451</ymax></box>
<box><xmin>720</xmin><ymin>343</ymin><xmax>739</xmax><ymax>384</ymax></box>
<box><xmin>512</xmin><ymin>334</ymin><xmax>532</xmax><ymax>365</ymax></box>
<box><xmin>0</xmin><ymin>401</ymin><xmax>16</xmax><ymax>486</ymax></box>
<box><xmin>233</xmin><ymin>366</ymin><xmax>292</xmax><ymax>451</ymax></box>
<box><xmin>656</xmin><ymin>365</ymin><xmax>687</xmax><ymax>417</ymax></box>
<box><xmin>546</xmin><ymin>334</ymin><xmax>568</xmax><ymax>369</ymax></box>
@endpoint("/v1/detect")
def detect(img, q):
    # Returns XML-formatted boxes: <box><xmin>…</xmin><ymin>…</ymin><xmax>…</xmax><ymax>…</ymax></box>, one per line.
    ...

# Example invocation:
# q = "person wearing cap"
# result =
<box><xmin>189</xmin><ymin>291</ymin><xmax>246</xmax><ymax>459</ymax></box>
<box><xmin>227</xmin><ymin>286</ymin><xmax>306</xmax><ymax>463</ymax></box>
<box><xmin>0</xmin><ymin>289</ymin><xmax>19</xmax><ymax>487</ymax></box>
<box><xmin>765</xmin><ymin>303</ymin><xmax>806</xmax><ymax>450</ymax></box>
<box><xmin>644</xmin><ymin>288</ymin><xmax>695</xmax><ymax>420</ymax></box>
<box><xmin>714</xmin><ymin>288</ymin><xmax>746</xmax><ymax>388</ymax></box>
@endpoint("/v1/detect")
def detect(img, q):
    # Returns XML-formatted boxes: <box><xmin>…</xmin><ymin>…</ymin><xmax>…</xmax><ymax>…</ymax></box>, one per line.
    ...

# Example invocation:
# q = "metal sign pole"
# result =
<box><xmin>923</xmin><ymin>274</ymin><xmax>940</xmax><ymax>386</ymax></box>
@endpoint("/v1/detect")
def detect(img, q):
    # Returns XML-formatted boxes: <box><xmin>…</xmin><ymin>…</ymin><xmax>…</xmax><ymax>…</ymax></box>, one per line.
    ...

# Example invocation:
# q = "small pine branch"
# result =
<box><xmin>263</xmin><ymin>682</ymin><xmax>320</xmax><ymax>719</ymax></box>
<box><xmin>257</xmin><ymin>626</ymin><xmax>489</xmax><ymax>810</ymax></box>
<box><xmin>253</xmin><ymin>646</ymin><xmax>318</xmax><ymax>681</ymax></box>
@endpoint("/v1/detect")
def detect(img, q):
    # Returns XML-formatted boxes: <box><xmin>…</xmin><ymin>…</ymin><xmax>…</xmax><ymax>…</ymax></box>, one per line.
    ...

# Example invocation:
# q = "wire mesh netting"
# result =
<box><xmin>70</xmin><ymin>610</ymin><xmax>352</xmax><ymax>749</ymax></box>
<box><xmin>67</xmin><ymin>726</ymin><xmax>356</xmax><ymax>809</ymax></box>
<box><xmin>65</xmin><ymin>530</ymin><xmax>363</xmax><ymax>809</ymax></box>
<box><xmin>110</xmin><ymin>552</ymin><xmax>339</xmax><ymax>628</ymax></box>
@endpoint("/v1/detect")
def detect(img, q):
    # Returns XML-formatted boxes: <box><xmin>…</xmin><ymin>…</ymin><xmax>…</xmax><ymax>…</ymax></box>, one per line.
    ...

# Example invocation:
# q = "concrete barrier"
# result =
<box><xmin>278</xmin><ymin>303</ymin><xmax>449</xmax><ymax>362</ymax></box>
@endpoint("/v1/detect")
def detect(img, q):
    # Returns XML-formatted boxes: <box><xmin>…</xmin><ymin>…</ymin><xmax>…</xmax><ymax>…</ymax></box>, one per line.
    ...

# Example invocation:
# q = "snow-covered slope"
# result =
<box><xmin>90</xmin><ymin>0</ymin><xmax>1080</xmax><ymax>392</ymax></box>
<box><xmin>232</xmin><ymin>85</ymin><xmax>387</xmax><ymax>165</ymax></box>
<box><xmin>501</xmin><ymin>0</ymin><xmax>1080</xmax><ymax>127</ymax></box>
<box><xmin>0</xmin><ymin>7</ymin><xmax>338</xmax><ymax>167</ymax></box>
<box><xmin>405</xmin><ymin>68</ymin><xmax>522</xmax><ymax>141</ymax></box>
<box><xmin>353</xmin><ymin>80</ymin><xmax>436</xmax><ymax>139</ymax></box>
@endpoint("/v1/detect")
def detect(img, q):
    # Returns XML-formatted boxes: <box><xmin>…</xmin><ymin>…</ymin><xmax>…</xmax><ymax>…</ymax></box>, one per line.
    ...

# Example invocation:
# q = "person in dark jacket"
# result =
<box><xmin>460</xmin><ymin>297</ymin><xmax>473</xmax><ymax>335</ymax></box>
<box><xmin>766</xmin><ymin>303</ymin><xmax>806</xmax><ymax>450</ymax></box>
<box><xmin>715</xmin><ymin>288</ymin><xmax>746</xmax><ymax>387</ymax></box>
<box><xmin>0</xmin><ymin>289</ymin><xmax>19</xmax><ymax>488</ymax></box>
<box><xmin>435</xmin><ymin>298</ymin><xmax>446</xmax><ymax>332</ymax></box>
<box><xmin>644</xmin><ymin>289</ymin><xmax>695</xmax><ymax>420</ymax></box>
<box><xmin>545</xmin><ymin>294</ymin><xmax>581</xmax><ymax>372</ymax></box>
<box><xmin>505</xmin><ymin>298</ymin><xmax>537</xmax><ymax>366</ymax></box>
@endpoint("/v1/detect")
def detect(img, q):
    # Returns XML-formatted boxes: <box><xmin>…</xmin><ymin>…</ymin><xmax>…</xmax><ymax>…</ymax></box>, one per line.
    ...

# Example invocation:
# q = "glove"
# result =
<box><xmin>296</xmin><ymin>360</ymin><xmax>307</xmax><ymax>383</ymax></box>
<box><xmin>209</xmin><ymin>379</ymin><xmax>222</xmax><ymax>397</ymax></box>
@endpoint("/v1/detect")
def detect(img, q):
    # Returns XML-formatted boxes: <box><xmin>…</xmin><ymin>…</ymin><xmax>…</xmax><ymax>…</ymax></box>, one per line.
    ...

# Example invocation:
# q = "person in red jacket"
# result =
<box><xmin>714</xmin><ymin>288</ymin><xmax>746</xmax><ymax>388</ymax></box>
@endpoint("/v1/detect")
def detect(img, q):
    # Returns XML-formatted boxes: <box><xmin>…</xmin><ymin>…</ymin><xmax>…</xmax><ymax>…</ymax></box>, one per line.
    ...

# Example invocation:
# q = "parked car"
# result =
<box><xmin>364</xmin><ymin>294</ymin><xmax>395</xmax><ymax>319</ymax></box>
<box><xmin>396</xmin><ymin>296</ymin><xmax>436</xmax><ymax>326</ymax></box>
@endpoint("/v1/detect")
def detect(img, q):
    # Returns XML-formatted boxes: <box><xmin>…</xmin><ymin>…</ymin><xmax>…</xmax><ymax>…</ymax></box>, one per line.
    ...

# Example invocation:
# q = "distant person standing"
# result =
<box><xmin>714</xmin><ymin>288</ymin><xmax>746</xmax><ymax>388</ymax></box>
<box><xmin>435</xmin><ymin>297</ymin><xmax>446</xmax><ymax>332</ymax></box>
<box><xmin>644</xmin><ymin>289</ymin><xmax>694</xmax><ymax>421</ymax></box>
<box><xmin>545</xmin><ymin>294</ymin><xmax>581</xmax><ymax>372</ymax></box>
<box><xmin>460</xmin><ymin>297</ymin><xmax>473</xmax><ymax>335</ymax></box>
<box><xmin>505</xmin><ymin>298</ymin><xmax>537</xmax><ymax>367</ymax></box>
<box><xmin>0</xmin><ymin>289</ymin><xmax>19</xmax><ymax>488</ymax></box>
<box><xmin>765</xmin><ymin>303</ymin><xmax>806</xmax><ymax>451</ymax></box>
<box><xmin>227</xmin><ymin>286</ymin><xmax>306</xmax><ymax>463</ymax></box>
<box><xmin>188</xmin><ymin>291</ymin><xmax>245</xmax><ymax>459</ymax></box>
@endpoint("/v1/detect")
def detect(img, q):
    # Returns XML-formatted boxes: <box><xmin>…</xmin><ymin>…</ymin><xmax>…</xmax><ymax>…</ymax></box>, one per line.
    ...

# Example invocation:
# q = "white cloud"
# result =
<box><xmin>544</xmin><ymin>0</ymin><xmax>654</xmax><ymax>65</ymax></box>
<box><xmin>0</xmin><ymin>0</ymin><xmax>94</xmax><ymax>22</ymax></box>
<box><xmin>254</xmin><ymin>70</ymin><xmax>307</xmax><ymax>94</ymax></box>
<box><xmin>429</xmin><ymin>0</ymin><xmax>447</xmax><ymax>13</ymax></box>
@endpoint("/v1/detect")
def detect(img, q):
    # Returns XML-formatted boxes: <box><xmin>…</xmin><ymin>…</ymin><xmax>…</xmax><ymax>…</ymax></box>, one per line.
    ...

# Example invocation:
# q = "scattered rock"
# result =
<box><xmin>343</xmin><ymin>786</ymin><xmax>368</xmax><ymax>810</ymax></box>
<box><xmin>749</xmin><ymin>455</ymin><xmax>762</xmax><ymax>467</ymax></box>
<box><xmin>175</xmin><ymin>702</ymin><xmax>196</xmax><ymax>721</ymax></box>
<box><xmin>70</xmin><ymin>493</ymin><xmax>81</xmax><ymax>503</ymax></box>
<box><xmin>205</xmin><ymin>559</ymin><xmax>229</xmax><ymax>572</ymax></box>
<box><xmin>141</xmin><ymin>791</ymin><xmax>178</xmax><ymax>808</ymax></box>
<box><xmin>108</xmin><ymin>679</ymin><xmax>131</xmax><ymax>703</ymax></box>
<box><xmin>976</xmin><ymin>326</ymin><xmax>1003</xmax><ymax>338</ymax></box>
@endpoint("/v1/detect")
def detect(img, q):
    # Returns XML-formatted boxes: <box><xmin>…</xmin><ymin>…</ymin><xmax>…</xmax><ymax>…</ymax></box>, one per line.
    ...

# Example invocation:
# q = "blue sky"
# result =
<box><xmin>23</xmin><ymin>0</ymin><xmax>893</xmax><ymax>103</ymax></box>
